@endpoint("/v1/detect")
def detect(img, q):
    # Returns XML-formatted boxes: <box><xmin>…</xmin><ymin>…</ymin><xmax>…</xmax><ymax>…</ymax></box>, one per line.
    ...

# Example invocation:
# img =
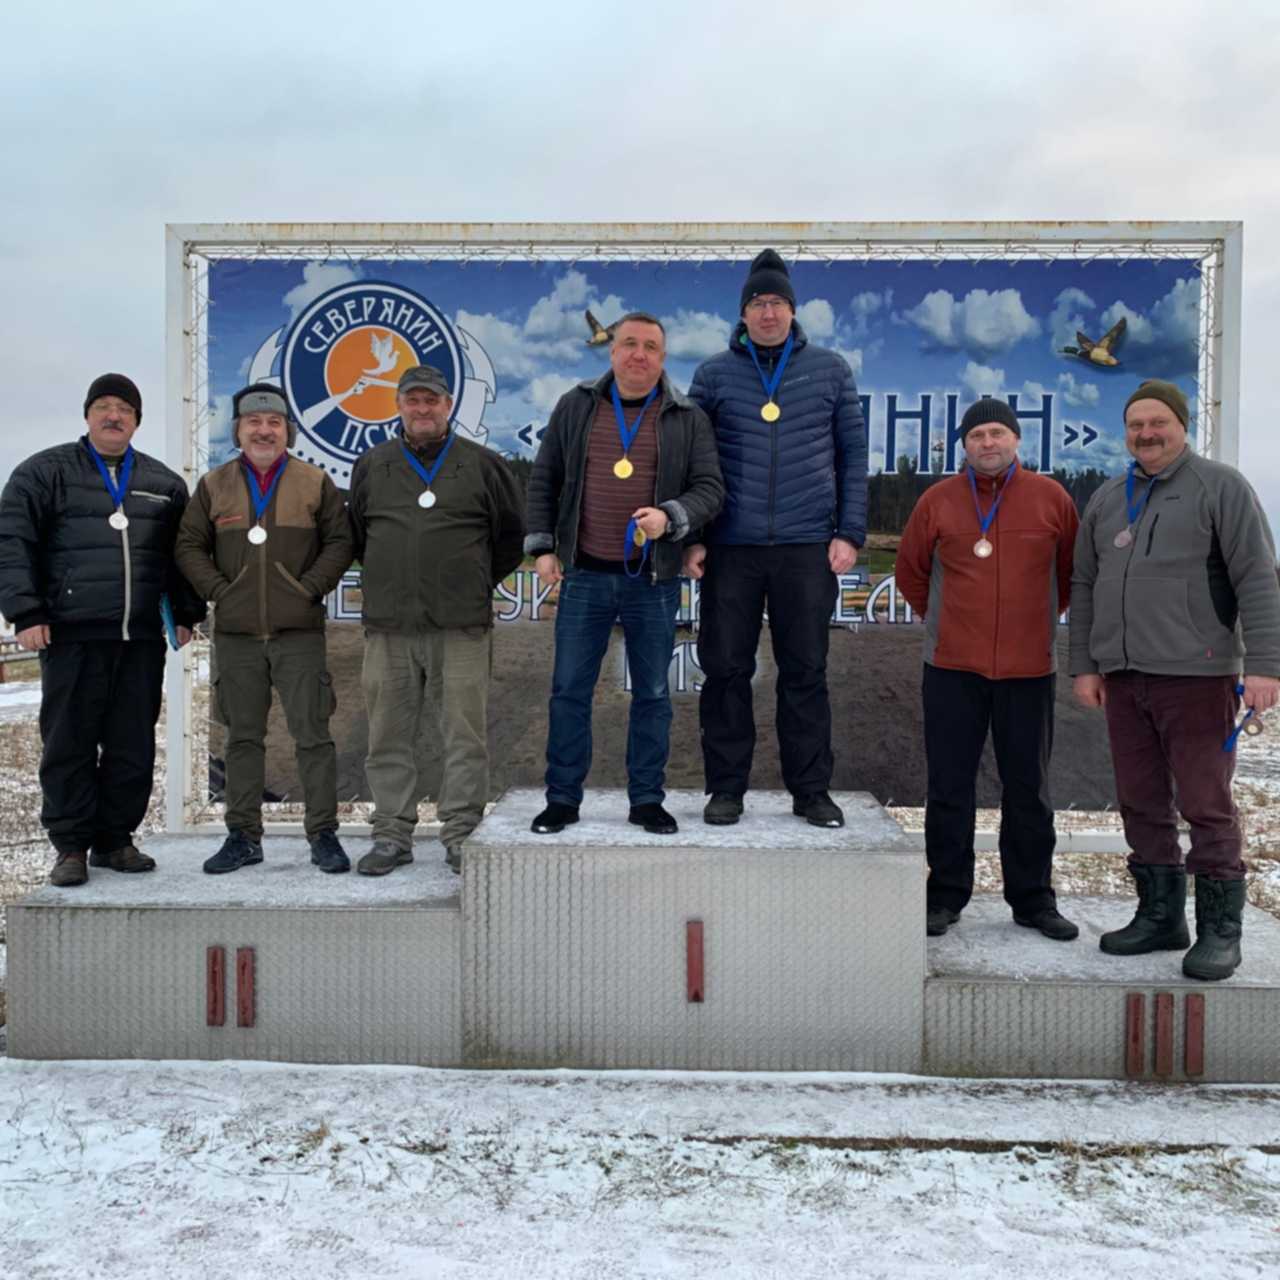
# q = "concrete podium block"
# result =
<box><xmin>462</xmin><ymin>789</ymin><xmax>925</xmax><ymax>1072</ymax></box>
<box><xmin>8</xmin><ymin>838</ymin><xmax>462</xmax><ymax>1065</ymax></box>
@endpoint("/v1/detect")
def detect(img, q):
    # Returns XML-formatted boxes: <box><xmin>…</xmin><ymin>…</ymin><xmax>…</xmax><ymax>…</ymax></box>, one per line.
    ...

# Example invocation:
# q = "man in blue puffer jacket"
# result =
<box><xmin>684</xmin><ymin>249</ymin><xmax>867</xmax><ymax>827</ymax></box>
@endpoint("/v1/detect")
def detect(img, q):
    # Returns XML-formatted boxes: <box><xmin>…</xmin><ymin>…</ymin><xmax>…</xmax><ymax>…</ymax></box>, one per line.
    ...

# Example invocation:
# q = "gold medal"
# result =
<box><xmin>761</xmin><ymin>401</ymin><xmax>781</xmax><ymax>423</ymax></box>
<box><xmin>633</xmin><ymin>527</ymin><xmax>647</xmax><ymax>547</ymax></box>
<box><xmin>613</xmin><ymin>457</ymin><xmax>634</xmax><ymax>480</ymax></box>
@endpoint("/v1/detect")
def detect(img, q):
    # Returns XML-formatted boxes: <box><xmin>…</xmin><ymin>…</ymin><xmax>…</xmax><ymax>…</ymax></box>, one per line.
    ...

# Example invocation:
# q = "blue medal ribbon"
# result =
<box><xmin>610</xmin><ymin>382</ymin><xmax>659</xmax><ymax>457</ymax></box>
<box><xmin>401</xmin><ymin>431</ymin><xmax>457</xmax><ymax>495</ymax></box>
<box><xmin>623</xmin><ymin>517</ymin><xmax>651</xmax><ymax>580</ymax></box>
<box><xmin>744</xmin><ymin>331</ymin><xmax>796</xmax><ymax>406</ymax></box>
<box><xmin>1223</xmin><ymin>683</ymin><xmax>1256</xmax><ymax>753</ymax></box>
<box><xmin>1124</xmin><ymin>460</ymin><xmax>1160</xmax><ymax>528</ymax></box>
<box><xmin>967</xmin><ymin>458</ymin><xmax>1019</xmax><ymax>538</ymax></box>
<box><xmin>241</xmin><ymin>455</ymin><xmax>288</xmax><ymax>526</ymax></box>
<box><xmin>84</xmin><ymin>439</ymin><xmax>135</xmax><ymax>513</ymax></box>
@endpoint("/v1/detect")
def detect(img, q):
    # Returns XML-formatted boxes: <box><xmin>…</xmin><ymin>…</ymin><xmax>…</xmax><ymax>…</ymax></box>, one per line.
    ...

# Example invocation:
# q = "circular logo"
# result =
<box><xmin>281</xmin><ymin>282</ymin><xmax>462</xmax><ymax>483</ymax></box>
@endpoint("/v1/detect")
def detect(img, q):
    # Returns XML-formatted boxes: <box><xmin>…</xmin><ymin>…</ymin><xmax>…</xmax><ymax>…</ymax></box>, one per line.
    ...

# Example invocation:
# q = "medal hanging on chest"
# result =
<box><xmin>402</xmin><ymin>431</ymin><xmax>456</xmax><ymax>510</ymax></box>
<box><xmin>1115</xmin><ymin>461</ymin><xmax>1159</xmax><ymax>552</ymax></box>
<box><xmin>611</xmin><ymin>382</ymin><xmax>658</xmax><ymax>480</ymax></box>
<box><xmin>85</xmin><ymin>439</ymin><xmax>136</xmax><ymax>533</ymax></box>
<box><xmin>968</xmin><ymin>460</ymin><xmax>1018</xmax><ymax>558</ymax></box>
<box><xmin>746</xmin><ymin>332</ymin><xmax>794</xmax><ymax>423</ymax></box>
<box><xmin>243</xmin><ymin>455</ymin><xmax>288</xmax><ymax>546</ymax></box>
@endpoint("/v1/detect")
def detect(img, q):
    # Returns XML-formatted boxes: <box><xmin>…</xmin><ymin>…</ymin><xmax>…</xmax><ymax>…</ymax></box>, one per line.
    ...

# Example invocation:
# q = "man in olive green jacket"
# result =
<box><xmin>348</xmin><ymin>364</ymin><xmax>524</xmax><ymax>876</ymax></box>
<box><xmin>176</xmin><ymin>383</ymin><xmax>354</xmax><ymax>874</ymax></box>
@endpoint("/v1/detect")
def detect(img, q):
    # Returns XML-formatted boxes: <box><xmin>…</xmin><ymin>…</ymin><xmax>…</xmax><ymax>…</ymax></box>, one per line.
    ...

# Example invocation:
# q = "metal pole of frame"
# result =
<box><xmin>164</xmin><ymin>226</ymin><xmax>194</xmax><ymax>833</ymax></box>
<box><xmin>1217</xmin><ymin>223</ymin><xmax>1244</xmax><ymax>468</ymax></box>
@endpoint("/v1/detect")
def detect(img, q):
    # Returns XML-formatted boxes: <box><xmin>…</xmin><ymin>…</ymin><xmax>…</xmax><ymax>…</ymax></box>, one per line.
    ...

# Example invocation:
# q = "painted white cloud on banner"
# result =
<box><xmin>832</xmin><ymin>346</ymin><xmax>864</xmax><ymax>378</ymax></box>
<box><xmin>1099</xmin><ymin>300</ymin><xmax>1155</xmax><ymax>345</ymax></box>
<box><xmin>796</xmin><ymin>298</ymin><xmax>835</xmax><ymax>341</ymax></box>
<box><xmin>1095</xmin><ymin>278</ymin><xmax>1200</xmax><ymax>376</ymax></box>
<box><xmin>1057</xmin><ymin>371</ymin><xmax>1101</xmax><ymax>407</ymax></box>
<box><xmin>661</xmin><ymin>308</ymin><xmax>730</xmax><ymax>360</ymax></box>
<box><xmin>282</xmin><ymin>263</ymin><xmax>363</xmax><ymax>323</ymax></box>
<box><xmin>1049</xmin><ymin>286</ymin><xmax>1096</xmax><ymax>351</ymax></box>
<box><xmin>904</xmin><ymin>288</ymin><xmax>1040</xmax><ymax>357</ymax></box>
<box><xmin>455</xmin><ymin>310</ymin><xmax>542</xmax><ymax>381</ymax></box>
<box><xmin>959</xmin><ymin>360</ymin><xmax>1006</xmax><ymax>401</ymax></box>
<box><xmin>527</xmin><ymin>373</ymin><xmax>579</xmax><ymax>415</ymax></box>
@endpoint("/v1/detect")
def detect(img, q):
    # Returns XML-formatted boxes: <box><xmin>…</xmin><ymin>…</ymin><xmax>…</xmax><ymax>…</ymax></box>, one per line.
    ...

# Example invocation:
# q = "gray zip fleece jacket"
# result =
<box><xmin>1069</xmin><ymin>447</ymin><xmax>1280</xmax><ymax>677</ymax></box>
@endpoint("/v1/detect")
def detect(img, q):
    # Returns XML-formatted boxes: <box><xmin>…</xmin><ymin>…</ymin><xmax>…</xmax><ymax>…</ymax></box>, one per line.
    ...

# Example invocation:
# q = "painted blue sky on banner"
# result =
<box><xmin>207</xmin><ymin>256</ymin><xmax>1200</xmax><ymax>484</ymax></box>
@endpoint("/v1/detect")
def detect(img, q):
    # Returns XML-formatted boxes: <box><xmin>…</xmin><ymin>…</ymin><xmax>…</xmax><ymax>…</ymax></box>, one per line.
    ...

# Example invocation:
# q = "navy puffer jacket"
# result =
<box><xmin>688</xmin><ymin>320</ymin><xmax>867</xmax><ymax>547</ymax></box>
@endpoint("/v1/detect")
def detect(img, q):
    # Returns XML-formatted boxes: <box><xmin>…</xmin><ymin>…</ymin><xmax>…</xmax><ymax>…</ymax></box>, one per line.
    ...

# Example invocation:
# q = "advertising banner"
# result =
<box><xmin>203</xmin><ymin>252</ymin><xmax>1203</xmax><ymax>809</ymax></box>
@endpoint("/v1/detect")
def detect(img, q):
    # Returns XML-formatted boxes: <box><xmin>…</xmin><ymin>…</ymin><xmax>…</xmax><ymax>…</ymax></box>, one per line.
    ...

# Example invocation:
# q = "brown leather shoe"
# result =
<box><xmin>50</xmin><ymin>852</ymin><xmax>88</xmax><ymax>887</ymax></box>
<box><xmin>88</xmin><ymin>844</ymin><xmax>157</xmax><ymax>872</ymax></box>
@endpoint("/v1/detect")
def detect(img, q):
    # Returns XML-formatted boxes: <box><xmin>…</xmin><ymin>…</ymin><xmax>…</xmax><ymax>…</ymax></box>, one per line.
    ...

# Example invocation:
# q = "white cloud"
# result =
<box><xmin>1057</xmin><ymin>371</ymin><xmax>1101</xmax><ymax>407</ymax></box>
<box><xmin>281</xmin><ymin>263</ymin><xmax>363</xmax><ymax>323</ymax></box>
<box><xmin>455</xmin><ymin>309</ymin><xmax>542</xmax><ymax>381</ymax></box>
<box><xmin>1048</xmin><ymin>286</ymin><xmax>1096</xmax><ymax>352</ymax></box>
<box><xmin>848</xmin><ymin>289</ymin><xmax>893</xmax><ymax>339</ymax></box>
<box><xmin>833</xmin><ymin>346</ymin><xmax>864</xmax><ymax>379</ymax></box>
<box><xmin>661</xmin><ymin>308</ymin><xmax>731</xmax><ymax>360</ymax></box>
<box><xmin>959</xmin><ymin>360</ymin><xmax>1006</xmax><ymax>401</ymax></box>
<box><xmin>796</xmin><ymin>298</ymin><xmax>835</xmax><ymax>340</ymax></box>
<box><xmin>1097</xmin><ymin>278</ymin><xmax>1200</xmax><ymax>376</ymax></box>
<box><xmin>527</xmin><ymin>373</ymin><xmax>579</xmax><ymax>415</ymax></box>
<box><xmin>524</xmin><ymin>269</ymin><xmax>593</xmax><ymax>338</ymax></box>
<box><xmin>904</xmin><ymin>288</ymin><xmax>1040</xmax><ymax>357</ymax></box>
<box><xmin>1099</xmin><ymin>300</ymin><xmax>1155</xmax><ymax>345</ymax></box>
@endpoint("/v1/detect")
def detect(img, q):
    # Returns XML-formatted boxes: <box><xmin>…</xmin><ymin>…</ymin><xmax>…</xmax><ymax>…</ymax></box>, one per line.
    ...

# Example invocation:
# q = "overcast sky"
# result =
<box><xmin>4</xmin><ymin>0</ymin><xmax>1280</xmax><ymax>533</ymax></box>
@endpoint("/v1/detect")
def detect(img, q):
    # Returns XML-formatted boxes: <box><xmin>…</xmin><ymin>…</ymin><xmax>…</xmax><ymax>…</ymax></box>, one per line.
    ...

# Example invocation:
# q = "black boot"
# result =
<box><xmin>1099</xmin><ymin>864</ymin><xmax>1189</xmax><ymax>955</ymax></box>
<box><xmin>1182</xmin><ymin>876</ymin><xmax>1245</xmax><ymax>982</ymax></box>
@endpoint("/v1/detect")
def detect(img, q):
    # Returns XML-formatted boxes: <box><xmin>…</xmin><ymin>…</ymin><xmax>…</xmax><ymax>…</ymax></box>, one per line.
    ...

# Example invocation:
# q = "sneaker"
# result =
<box><xmin>49</xmin><ymin>851</ymin><xmax>88</xmax><ymax>887</ymax></box>
<box><xmin>88</xmin><ymin>844</ymin><xmax>156</xmax><ymax>872</ymax></box>
<box><xmin>308</xmin><ymin>828</ymin><xmax>350</xmax><ymax>874</ymax></box>
<box><xmin>1013</xmin><ymin>907</ymin><xmax>1080</xmax><ymax>942</ymax></box>
<box><xmin>703</xmin><ymin>792</ymin><xmax>743</xmax><ymax>825</ymax></box>
<box><xmin>793</xmin><ymin>792</ymin><xmax>845</xmax><ymax>828</ymax></box>
<box><xmin>531</xmin><ymin>802</ymin><xmax>579</xmax><ymax>834</ymax></box>
<box><xmin>203</xmin><ymin>831</ymin><xmax>264</xmax><ymax>875</ymax></box>
<box><xmin>926</xmin><ymin>906</ymin><xmax>960</xmax><ymax>937</ymax></box>
<box><xmin>357</xmin><ymin>840</ymin><xmax>413</xmax><ymax>877</ymax></box>
<box><xmin>445</xmin><ymin>845</ymin><xmax>462</xmax><ymax>875</ymax></box>
<box><xmin>629</xmin><ymin>803</ymin><xmax>678</xmax><ymax>835</ymax></box>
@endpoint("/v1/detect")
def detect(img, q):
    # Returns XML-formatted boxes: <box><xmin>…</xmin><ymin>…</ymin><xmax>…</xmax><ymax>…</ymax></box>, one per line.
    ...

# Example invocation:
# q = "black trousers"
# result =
<box><xmin>39</xmin><ymin>638</ymin><xmax>166</xmax><ymax>856</ymax></box>
<box><xmin>697</xmin><ymin>543</ymin><xmax>838</xmax><ymax>797</ymax></box>
<box><xmin>922</xmin><ymin>663</ymin><xmax>1058</xmax><ymax>915</ymax></box>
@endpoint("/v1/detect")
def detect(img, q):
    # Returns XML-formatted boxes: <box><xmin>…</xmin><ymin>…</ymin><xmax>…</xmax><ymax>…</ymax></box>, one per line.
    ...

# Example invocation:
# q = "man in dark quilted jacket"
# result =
<box><xmin>685</xmin><ymin>250</ymin><xmax>867</xmax><ymax>828</ymax></box>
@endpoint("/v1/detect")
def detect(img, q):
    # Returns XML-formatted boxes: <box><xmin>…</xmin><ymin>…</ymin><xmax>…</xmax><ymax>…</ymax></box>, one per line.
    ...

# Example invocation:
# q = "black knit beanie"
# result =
<box><xmin>1124</xmin><ymin>379</ymin><xmax>1189</xmax><ymax>426</ymax></box>
<box><xmin>740</xmin><ymin>248</ymin><xmax>797</xmax><ymax>314</ymax></box>
<box><xmin>84</xmin><ymin>373</ymin><xmax>142</xmax><ymax>423</ymax></box>
<box><xmin>959</xmin><ymin>397</ymin><xmax>1020</xmax><ymax>441</ymax></box>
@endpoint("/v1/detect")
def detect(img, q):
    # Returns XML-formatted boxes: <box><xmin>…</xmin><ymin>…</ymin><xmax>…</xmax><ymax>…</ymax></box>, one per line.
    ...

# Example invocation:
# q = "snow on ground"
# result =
<box><xmin>2</xmin><ymin>1059</ymin><xmax>1280</xmax><ymax>1279</ymax></box>
<box><xmin>0</xmin><ymin>678</ymin><xmax>42</xmax><ymax>722</ymax></box>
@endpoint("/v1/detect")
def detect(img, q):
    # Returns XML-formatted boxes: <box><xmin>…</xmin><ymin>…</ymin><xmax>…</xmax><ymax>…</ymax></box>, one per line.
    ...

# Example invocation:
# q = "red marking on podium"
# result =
<box><xmin>1124</xmin><ymin>993</ymin><xmax>1145</xmax><ymax>1077</ymax></box>
<box><xmin>1184</xmin><ymin>994</ymin><xmax>1206</xmax><ymax>1077</ymax></box>
<box><xmin>206</xmin><ymin>946</ymin><xmax>225</xmax><ymax>1026</ymax></box>
<box><xmin>236</xmin><ymin>947</ymin><xmax>256</xmax><ymax>1028</ymax></box>
<box><xmin>686</xmin><ymin>921</ymin><xmax>704</xmax><ymax>1003</ymax></box>
<box><xmin>1153</xmin><ymin>992</ymin><xmax>1174</xmax><ymax>1077</ymax></box>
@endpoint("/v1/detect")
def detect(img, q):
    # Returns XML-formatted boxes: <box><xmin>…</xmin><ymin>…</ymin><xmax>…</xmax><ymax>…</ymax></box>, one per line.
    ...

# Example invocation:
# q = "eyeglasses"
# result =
<box><xmin>744</xmin><ymin>297</ymin><xmax>791</xmax><ymax>314</ymax></box>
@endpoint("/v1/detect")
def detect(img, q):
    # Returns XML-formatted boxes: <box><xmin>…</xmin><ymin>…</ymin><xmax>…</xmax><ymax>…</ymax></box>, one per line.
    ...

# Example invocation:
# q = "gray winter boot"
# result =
<box><xmin>1099</xmin><ymin>864</ymin><xmax>1190</xmax><ymax>956</ymax></box>
<box><xmin>1182</xmin><ymin>876</ymin><xmax>1245</xmax><ymax>982</ymax></box>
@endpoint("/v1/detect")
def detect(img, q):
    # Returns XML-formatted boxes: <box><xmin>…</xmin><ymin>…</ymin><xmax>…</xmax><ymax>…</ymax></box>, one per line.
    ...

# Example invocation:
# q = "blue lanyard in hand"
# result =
<box><xmin>623</xmin><ymin>517</ymin><xmax>651</xmax><ymax>579</ymax></box>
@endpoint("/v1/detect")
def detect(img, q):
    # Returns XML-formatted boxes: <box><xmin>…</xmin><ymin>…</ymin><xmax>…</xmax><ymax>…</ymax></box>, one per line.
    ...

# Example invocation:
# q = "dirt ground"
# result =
<box><xmin>221</xmin><ymin>622</ymin><xmax>1115</xmax><ymax>810</ymax></box>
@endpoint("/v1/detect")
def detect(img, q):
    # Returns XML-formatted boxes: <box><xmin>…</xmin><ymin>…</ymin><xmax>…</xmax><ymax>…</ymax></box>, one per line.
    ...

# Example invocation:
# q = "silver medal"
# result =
<box><xmin>973</xmin><ymin>537</ymin><xmax>994</xmax><ymax>559</ymax></box>
<box><xmin>418</xmin><ymin>490</ymin><xmax>437</xmax><ymax>509</ymax></box>
<box><xmin>1113</xmin><ymin>528</ymin><xmax>1133</xmax><ymax>549</ymax></box>
<box><xmin>247</xmin><ymin>525</ymin><xmax>268</xmax><ymax>545</ymax></box>
<box><xmin>108</xmin><ymin>509</ymin><xmax>129</xmax><ymax>531</ymax></box>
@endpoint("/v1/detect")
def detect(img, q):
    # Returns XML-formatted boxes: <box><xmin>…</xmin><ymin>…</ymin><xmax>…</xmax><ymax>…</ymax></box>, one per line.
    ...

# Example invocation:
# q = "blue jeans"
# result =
<box><xmin>545</xmin><ymin>567</ymin><xmax>681</xmax><ymax>807</ymax></box>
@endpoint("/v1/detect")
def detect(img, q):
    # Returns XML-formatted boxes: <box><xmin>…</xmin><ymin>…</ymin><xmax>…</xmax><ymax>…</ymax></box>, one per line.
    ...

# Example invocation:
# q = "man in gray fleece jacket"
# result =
<box><xmin>1070</xmin><ymin>379</ymin><xmax>1280</xmax><ymax>981</ymax></box>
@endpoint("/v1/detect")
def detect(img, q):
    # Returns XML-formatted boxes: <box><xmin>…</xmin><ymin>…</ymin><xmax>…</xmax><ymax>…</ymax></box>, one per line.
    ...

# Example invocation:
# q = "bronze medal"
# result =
<box><xmin>973</xmin><ymin>538</ymin><xmax>994</xmax><ymax>559</ymax></box>
<box><xmin>761</xmin><ymin>401</ymin><xmax>781</xmax><ymax>423</ymax></box>
<box><xmin>1113</xmin><ymin>528</ymin><xmax>1133</xmax><ymax>549</ymax></box>
<box><xmin>613</xmin><ymin>457</ymin><xmax>634</xmax><ymax>480</ymax></box>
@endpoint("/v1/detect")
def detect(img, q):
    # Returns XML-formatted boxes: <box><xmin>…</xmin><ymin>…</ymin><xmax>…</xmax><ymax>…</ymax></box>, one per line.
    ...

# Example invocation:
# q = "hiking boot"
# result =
<box><xmin>793</xmin><ymin>791</ymin><xmax>844</xmax><ymax>828</ymax></box>
<box><xmin>629</xmin><ymin>803</ymin><xmax>678</xmax><ymax>835</ymax></box>
<box><xmin>1013</xmin><ymin>906</ymin><xmax>1080</xmax><ymax>942</ymax></box>
<box><xmin>531</xmin><ymin>802</ymin><xmax>579</xmax><ymax>834</ymax></box>
<box><xmin>926</xmin><ymin>906</ymin><xmax>959</xmax><ymax>937</ymax></box>
<box><xmin>1182</xmin><ymin>876</ymin><xmax>1245</xmax><ymax>982</ymax></box>
<box><xmin>49</xmin><ymin>852</ymin><xmax>88</xmax><ymax>887</ymax></box>
<box><xmin>357</xmin><ymin>840</ymin><xmax>413</xmax><ymax>876</ymax></box>
<box><xmin>203</xmin><ymin>831</ymin><xmax>264</xmax><ymax>875</ymax></box>
<box><xmin>88</xmin><ymin>843</ymin><xmax>156</xmax><ymax>872</ymax></box>
<box><xmin>445</xmin><ymin>845</ymin><xmax>462</xmax><ymax>875</ymax></box>
<box><xmin>1100</xmin><ymin>864</ymin><xmax>1189</xmax><ymax>956</ymax></box>
<box><xmin>308</xmin><ymin>828</ymin><xmax>350</xmax><ymax>874</ymax></box>
<box><xmin>703</xmin><ymin>792</ymin><xmax>743</xmax><ymax>825</ymax></box>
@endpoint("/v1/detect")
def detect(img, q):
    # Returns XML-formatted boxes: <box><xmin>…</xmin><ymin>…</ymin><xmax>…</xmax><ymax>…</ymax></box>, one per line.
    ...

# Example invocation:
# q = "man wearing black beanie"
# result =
<box><xmin>685</xmin><ymin>249</ymin><xmax>867</xmax><ymax>828</ymax></box>
<box><xmin>895</xmin><ymin>397</ymin><xmax>1080</xmax><ymax>941</ymax></box>
<box><xmin>0</xmin><ymin>374</ymin><xmax>205</xmax><ymax>886</ymax></box>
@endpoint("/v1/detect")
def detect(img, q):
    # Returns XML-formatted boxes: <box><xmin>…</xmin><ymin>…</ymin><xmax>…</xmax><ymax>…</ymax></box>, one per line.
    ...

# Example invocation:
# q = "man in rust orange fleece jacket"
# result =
<box><xmin>895</xmin><ymin>397</ymin><xmax>1080</xmax><ymax>941</ymax></box>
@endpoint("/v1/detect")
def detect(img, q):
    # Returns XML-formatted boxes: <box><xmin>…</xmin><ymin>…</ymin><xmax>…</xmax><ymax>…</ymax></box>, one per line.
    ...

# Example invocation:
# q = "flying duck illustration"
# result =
<box><xmin>584</xmin><ymin>309</ymin><xmax>619</xmax><ymax>347</ymax></box>
<box><xmin>1060</xmin><ymin>316</ymin><xmax>1127</xmax><ymax>367</ymax></box>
